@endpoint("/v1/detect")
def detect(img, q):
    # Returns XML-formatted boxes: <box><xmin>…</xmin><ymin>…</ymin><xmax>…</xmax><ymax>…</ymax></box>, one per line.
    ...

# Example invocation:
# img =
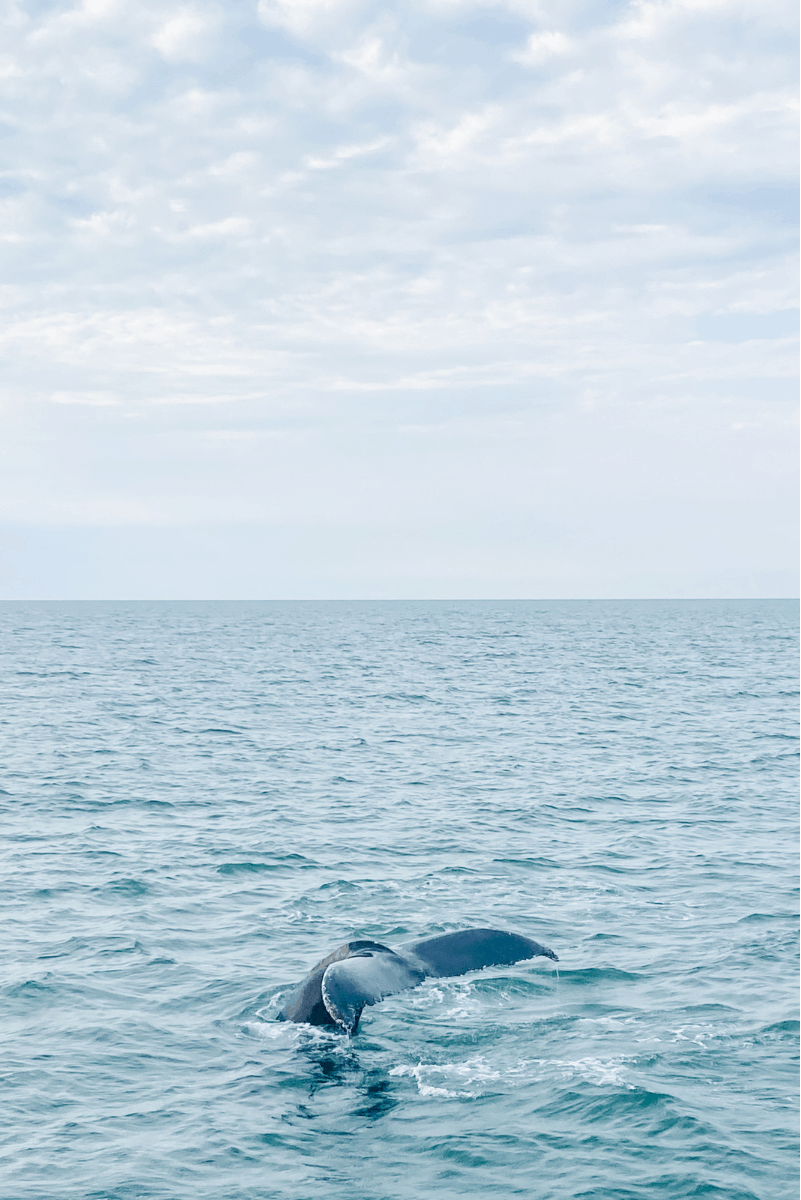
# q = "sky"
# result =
<box><xmin>0</xmin><ymin>0</ymin><xmax>798</xmax><ymax>599</ymax></box>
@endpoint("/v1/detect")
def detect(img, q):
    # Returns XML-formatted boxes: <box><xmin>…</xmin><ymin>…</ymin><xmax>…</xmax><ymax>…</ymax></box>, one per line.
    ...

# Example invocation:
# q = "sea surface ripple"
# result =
<box><xmin>1</xmin><ymin>600</ymin><xmax>798</xmax><ymax>1200</ymax></box>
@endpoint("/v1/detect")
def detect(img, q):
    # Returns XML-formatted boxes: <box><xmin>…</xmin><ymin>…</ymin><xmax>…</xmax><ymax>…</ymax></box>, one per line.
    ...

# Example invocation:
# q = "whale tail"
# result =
<box><xmin>277</xmin><ymin>928</ymin><xmax>558</xmax><ymax>1033</ymax></box>
<box><xmin>405</xmin><ymin>928</ymin><xmax>558</xmax><ymax>977</ymax></box>
<box><xmin>322</xmin><ymin>949</ymin><xmax>426</xmax><ymax>1033</ymax></box>
<box><xmin>276</xmin><ymin>939</ymin><xmax>392</xmax><ymax>1026</ymax></box>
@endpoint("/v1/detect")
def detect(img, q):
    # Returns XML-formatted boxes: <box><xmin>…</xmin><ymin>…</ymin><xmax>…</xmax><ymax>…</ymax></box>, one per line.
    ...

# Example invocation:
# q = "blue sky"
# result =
<box><xmin>1</xmin><ymin>0</ymin><xmax>797</xmax><ymax>597</ymax></box>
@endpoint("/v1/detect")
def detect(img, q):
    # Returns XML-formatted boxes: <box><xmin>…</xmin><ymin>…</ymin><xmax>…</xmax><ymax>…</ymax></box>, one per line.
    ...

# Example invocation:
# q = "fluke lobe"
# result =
<box><xmin>277</xmin><ymin>928</ymin><xmax>558</xmax><ymax>1034</ymax></box>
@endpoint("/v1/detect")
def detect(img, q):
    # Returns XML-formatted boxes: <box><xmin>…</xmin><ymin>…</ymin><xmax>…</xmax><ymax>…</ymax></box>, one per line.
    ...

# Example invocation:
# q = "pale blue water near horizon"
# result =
<box><xmin>1</xmin><ymin>600</ymin><xmax>798</xmax><ymax>1200</ymax></box>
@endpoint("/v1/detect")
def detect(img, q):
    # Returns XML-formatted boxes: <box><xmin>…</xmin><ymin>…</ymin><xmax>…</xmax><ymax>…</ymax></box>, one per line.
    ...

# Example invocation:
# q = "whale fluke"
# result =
<box><xmin>277</xmin><ymin>927</ymin><xmax>558</xmax><ymax>1033</ymax></box>
<box><xmin>406</xmin><ymin>928</ymin><xmax>558</xmax><ymax>977</ymax></box>
<box><xmin>322</xmin><ymin>949</ymin><xmax>426</xmax><ymax>1032</ymax></box>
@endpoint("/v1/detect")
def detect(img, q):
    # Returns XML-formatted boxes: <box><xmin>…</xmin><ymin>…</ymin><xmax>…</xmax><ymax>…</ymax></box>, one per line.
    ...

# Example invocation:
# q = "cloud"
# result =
<box><xmin>185</xmin><ymin>216</ymin><xmax>253</xmax><ymax>238</ymax></box>
<box><xmin>257</xmin><ymin>0</ymin><xmax>357</xmax><ymax>37</ymax></box>
<box><xmin>0</xmin><ymin>0</ymin><xmax>796</xmax><ymax>596</ymax></box>
<box><xmin>51</xmin><ymin>391</ymin><xmax>120</xmax><ymax>406</ymax></box>
<box><xmin>512</xmin><ymin>30</ymin><xmax>573</xmax><ymax>66</ymax></box>
<box><xmin>152</xmin><ymin>7</ymin><xmax>220</xmax><ymax>62</ymax></box>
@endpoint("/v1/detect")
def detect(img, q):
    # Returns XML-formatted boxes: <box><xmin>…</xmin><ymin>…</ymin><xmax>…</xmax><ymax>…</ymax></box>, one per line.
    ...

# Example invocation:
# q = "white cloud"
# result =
<box><xmin>414</xmin><ymin>106</ymin><xmax>502</xmax><ymax>162</ymax></box>
<box><xmin>51</xmin><ymin>391</ymin><xmax>120</xmax><ymax>406</ymax></box>
<box><xmin>619</xmin><ymin>0</ymin><xmax>796</xmax><ymax>41</ymax></box>
<box><xmin>152</xmin><ymin>7</ymin><xmax>220</xmax><ymax>62</ymax></box>
<box><xmin>512</xmin><ymin>30</ymin><xmax>572</xmax><ymax>66</ymax></box>
<box><xmin>208</xmin><ymin>152</ymin><xmax>261</xmax><ymax>177</ymax></box>
<box><xmin>257</xmin><ymin>0</ymin><xmax>356</xmax><ymax>36</ymax></box>
<box><xmin>71</xmin><ymin>209</ymin><xmax>136</xmax><ymax>236</ymax></box>
<box><xmin>0</xmin><ymin>0</ymin><xmax>796</xmax><ymax>596</ymax></box>
<box><xmin>185</xmin><ymin>216</ymin><xmax>252</xmax><ymax>238</ymax></box>
<box><xmin>338</xmin><ymin>32</ymin><xmax>410</xmax><ymax>83</ymax></box>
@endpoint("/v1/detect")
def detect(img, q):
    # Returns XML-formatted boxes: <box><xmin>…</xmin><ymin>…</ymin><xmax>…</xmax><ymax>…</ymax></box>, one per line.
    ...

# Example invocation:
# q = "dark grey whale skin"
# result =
<box><xmin>276</xmin><ymin>928</ymin><xmax>558</xmax><ymax>1034</ymax></box>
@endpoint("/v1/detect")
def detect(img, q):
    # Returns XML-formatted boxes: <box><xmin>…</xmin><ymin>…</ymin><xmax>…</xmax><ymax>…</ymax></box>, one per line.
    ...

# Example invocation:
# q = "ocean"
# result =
<box><xmin>1</xmin><ymin>600</ymin><xmax>798</xmax><ymax>1199</ymax></box>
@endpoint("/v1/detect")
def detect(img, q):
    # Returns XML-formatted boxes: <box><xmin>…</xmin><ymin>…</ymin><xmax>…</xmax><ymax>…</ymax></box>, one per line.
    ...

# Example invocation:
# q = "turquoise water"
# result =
<box><xmin>1</xmin><ymin>600</ymin><xmax>798</xmax><ymax>1200</ymax></box>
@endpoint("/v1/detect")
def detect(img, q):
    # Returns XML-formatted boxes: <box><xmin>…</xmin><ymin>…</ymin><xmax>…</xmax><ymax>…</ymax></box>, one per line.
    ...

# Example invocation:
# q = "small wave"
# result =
<box><xmin>245</xmin><ymin>1019</ymin><xmax>347</xmax><ymax>1050</ymax></box>
<box><xmin>548</xmin><ymin>1056</ymin><xmax>635</xmax><ymax>1089</ymax></box>
<box><xmin>243</xmin><ymin>1020</ymin><xmax>299</xmax><ymax>1042</ymax></box>
<box><xmin>493</xmin><ymin>856</ymin><xmax>561</xmax><ymax>869</ymax></box>
<box><xmin>100</xmin><ymin>939</ymin><xmax>147</xmax><ymax>956</ymax></box>
<box><xmin>557</xmin><ymin>967</ymin><xmax>641</xmax><ymax>984</ymax></box>
<box><xmin>738</xmin><ymin>911</ymin><xmax>798</xmax><ymax>923</ymax></box>
<box><xmin>217</xmin><ymin>862</ymin><xmax>284</xmax><ymax>875</ymax></box>
<box><xmin>390</xmin><ymin>1055</ymin><xmax>502</xmax><ymax>1098</ymax></box>
<box><xmin>389</xmin><ymin>1053</ymin><xmax>636</xmax><ymax>1099</ymax></box>
<box><xmin>679</xmin><ymin>1004</ymin><xmax>740</xmax><ymax>1015</ymax></box>
<box><xmin>7</xmin><ymin>979</ymin><xmax>57</xmax><ymax>1000</ymax></box>
<box><xmin>102</xmin><ymin>878</ymin><xmax>150</xmax><ymax>896</ymax></box>
<box><xmin>760</xmin><ymin>1019</ymin><xmax>799</xmax><ymax>1036</ymax></box>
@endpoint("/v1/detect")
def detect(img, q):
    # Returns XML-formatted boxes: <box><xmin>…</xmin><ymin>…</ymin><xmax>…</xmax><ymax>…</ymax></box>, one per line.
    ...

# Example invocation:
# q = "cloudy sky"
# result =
<box><xmin>1</xmin><ymin>0</ymin><xmax>797</xmax><ymax>598</ymax></box>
